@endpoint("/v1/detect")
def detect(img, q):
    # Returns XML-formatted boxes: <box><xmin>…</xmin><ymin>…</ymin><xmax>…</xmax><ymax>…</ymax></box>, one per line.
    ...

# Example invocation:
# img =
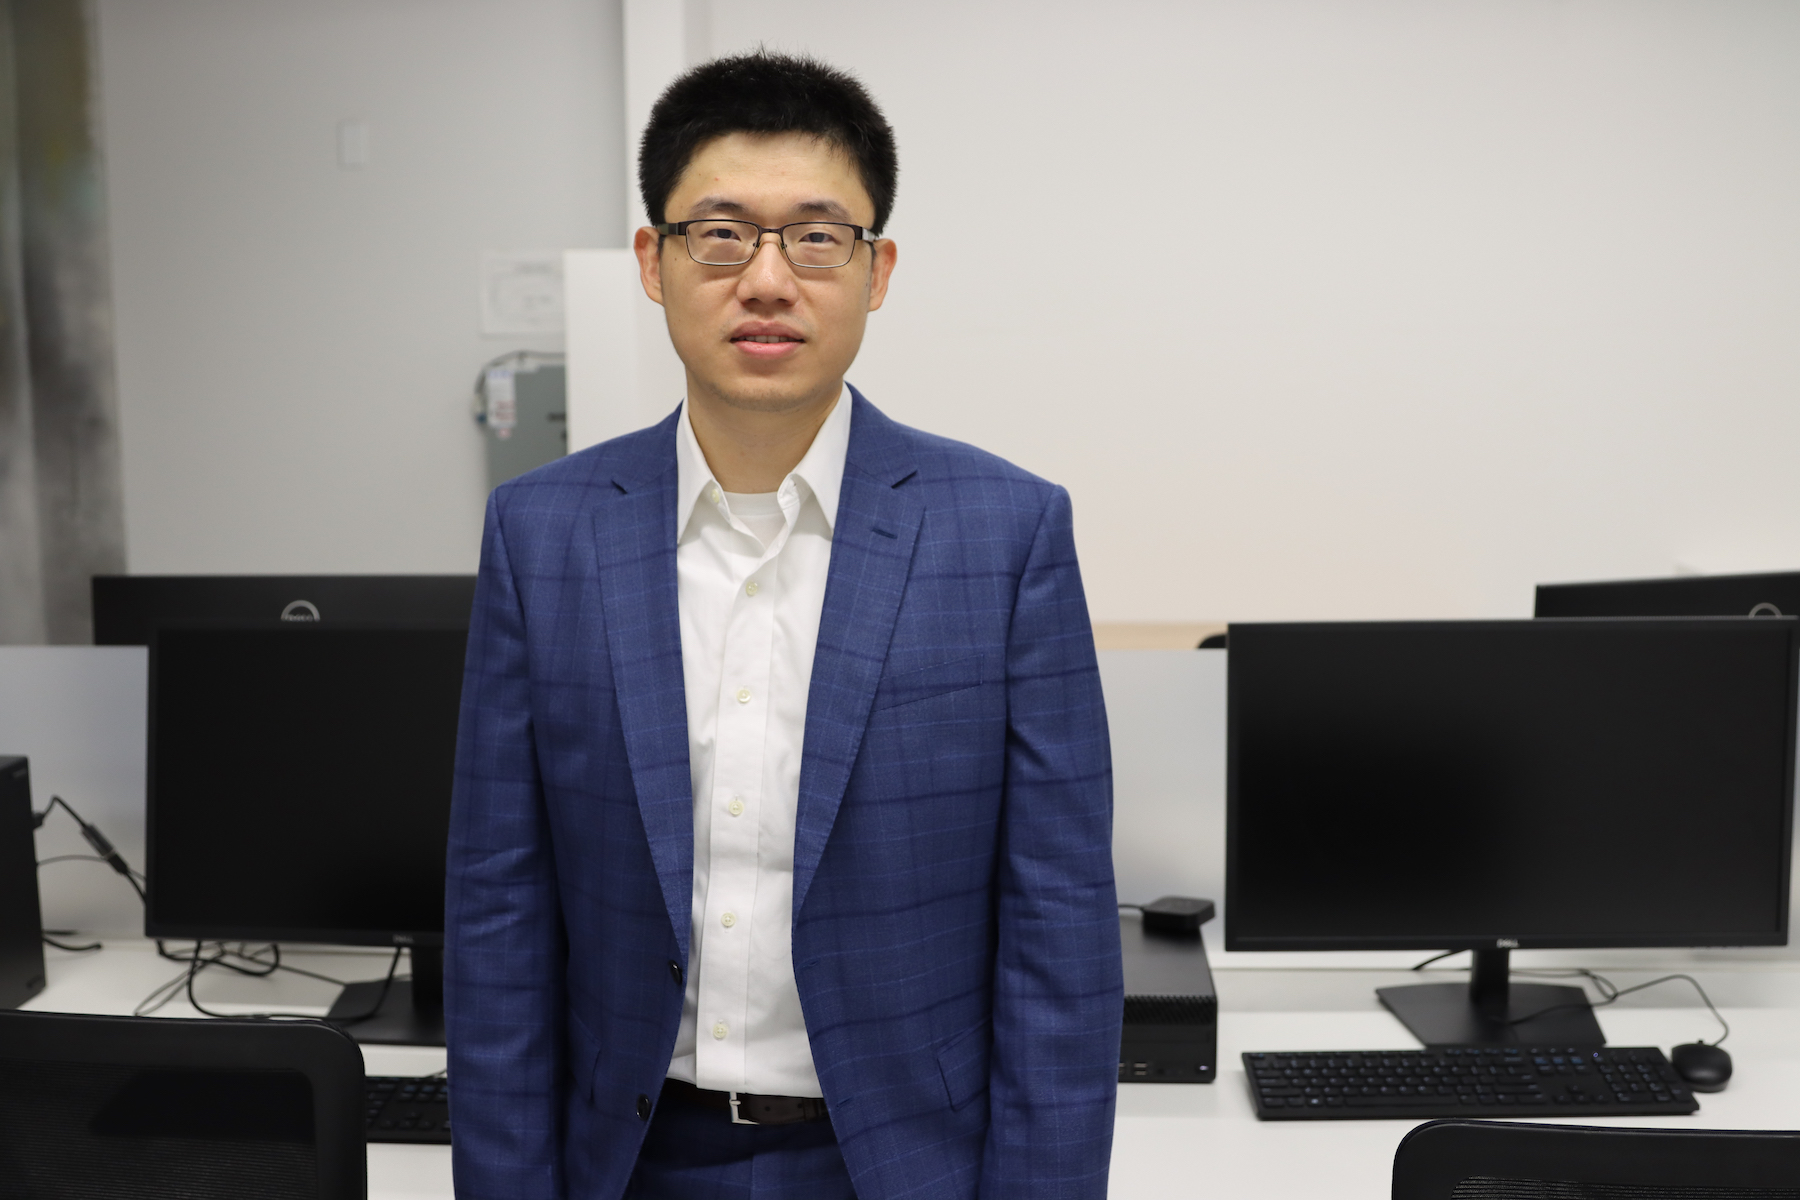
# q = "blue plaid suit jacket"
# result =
<box><xmin>446</xmin><ymin>389</ymin><xmax>1122</xmax><ymax>1199</ymax></box>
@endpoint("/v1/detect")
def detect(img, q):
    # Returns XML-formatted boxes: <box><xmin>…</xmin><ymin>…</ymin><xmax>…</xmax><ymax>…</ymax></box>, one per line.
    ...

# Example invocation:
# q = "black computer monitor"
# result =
<box><xmin>1227</xmin><ymin>618</ymin><xmax>1798</xmax><ymax>1046</ymax></box>
<box><xmin>1536</xmin><ymin>570</ymin><xmax>1800</xmax><ymax>620</ymax></box>
<box><xmin>146</xmin><ymin>625</ymin><xmax>466</xmax><ymax>1045</ymax></box>
<box><xmin>92</xmin><ymin>575</ymin><xmax>475</xmax><ymax>645</ymax></box>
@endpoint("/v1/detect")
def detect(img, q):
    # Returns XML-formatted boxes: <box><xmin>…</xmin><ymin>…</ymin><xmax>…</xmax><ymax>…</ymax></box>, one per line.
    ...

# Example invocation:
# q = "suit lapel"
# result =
<box><xmin>591</xmin><ymin>413</ymin><xmax>695</xmax><ymax>961</ymax></box>
<box><xmin>792</xmin><ymin>391</ymin><xmax>923</xmax><ymax>916</ymax></box>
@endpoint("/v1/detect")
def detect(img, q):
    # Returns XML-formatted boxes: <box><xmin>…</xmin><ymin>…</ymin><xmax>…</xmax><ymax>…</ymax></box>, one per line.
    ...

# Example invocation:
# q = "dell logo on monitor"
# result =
<box><xmin>1750</xmin><ymin>602</ymin><xmax>1784</xmax><ymax>617</ymax></box>
<box><xmin>1496</xmin><ymin>938</ymin><xmax>1520</xmax><ymax>949</ymax></box>
<box><xmin>281</xmin><ymin>600</ymin><xmax>320</xmax><ymax>622</ymax></box>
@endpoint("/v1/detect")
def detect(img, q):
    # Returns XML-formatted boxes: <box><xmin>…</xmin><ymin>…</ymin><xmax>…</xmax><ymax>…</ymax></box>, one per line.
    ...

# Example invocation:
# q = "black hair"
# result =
<box><xmin>638</xmin><ymin>50</ymin><xmax>898</xmax><ymax>233</ymax></box>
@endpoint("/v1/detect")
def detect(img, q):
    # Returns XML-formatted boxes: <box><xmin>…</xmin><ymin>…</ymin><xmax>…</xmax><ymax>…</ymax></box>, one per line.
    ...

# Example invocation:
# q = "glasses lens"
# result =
<box><xmin>783</xmin><ymin>224</ymin><xmax>856</xmax><ymax>268</ymax></box>
<box><xmin>685</xmin><ymin>220</ymin><xmax>759</xmax><ymax>265</ymax></box>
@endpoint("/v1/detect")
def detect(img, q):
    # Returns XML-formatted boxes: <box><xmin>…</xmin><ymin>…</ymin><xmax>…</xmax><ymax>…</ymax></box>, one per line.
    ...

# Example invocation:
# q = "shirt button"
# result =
<box><xmin>721</xmin><ymin>912</ymin><xmax>737</xmax><ymax>928</ymax></box>
<box><xmin>712</xmin><ymin>1021</ymin><xmax>729</xmax><ymax>1040</ymax></box>
<box><xmin>709</xmin><ymin>486</ymin><xmax>721</xmax><ymax>504</ymax></box>
<box><xmin>745</xmin><ymin>580</ymin><xmax>760</xmax><ymax>597</ymax></box>
<box><xmin>727</xmin><ymin>797</ymin><xmax>744</xmax><ymax>817</ymax></box>
<box><xmin>736</xmin><ymin>688</ymin><xmax>751</xmax><ymax>704</ymax></box>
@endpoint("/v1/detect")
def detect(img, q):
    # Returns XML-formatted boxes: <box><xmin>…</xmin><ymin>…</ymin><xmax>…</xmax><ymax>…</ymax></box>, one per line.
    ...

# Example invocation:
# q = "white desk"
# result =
<box><xmin>28</xmin><ymin>939</ymin><xmax>1800</xmax><ymax>1199</ymax></box>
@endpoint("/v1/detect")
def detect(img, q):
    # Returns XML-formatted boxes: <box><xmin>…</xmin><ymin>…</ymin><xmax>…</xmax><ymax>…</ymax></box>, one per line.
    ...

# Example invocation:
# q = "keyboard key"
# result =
<box><xmin>365</xmin><ymin>1075</ymin><xmax>452</xmax><ymax>1144</ymax></box>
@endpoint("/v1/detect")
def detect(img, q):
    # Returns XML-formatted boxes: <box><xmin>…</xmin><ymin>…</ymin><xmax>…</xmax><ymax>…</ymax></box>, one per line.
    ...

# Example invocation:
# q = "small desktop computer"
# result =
<box><xmin>146</xmin><ymin>625</ymin><xmax>467</xmax><ymax>1045</ymax></box>
<box><xmin>1119</xmin><ymin>904</ymin><xmax>1217</xmax><ymax>1083</ymax></box>
<box><xmin>1228</xmin><ymin>617</ymin><xmax>1797</xmax><ymax>1047</ymax></box>
<box><xmin>0</xmin><ymin>757</ymin><xmax>46</xmax><ymax>1009</ymax></box>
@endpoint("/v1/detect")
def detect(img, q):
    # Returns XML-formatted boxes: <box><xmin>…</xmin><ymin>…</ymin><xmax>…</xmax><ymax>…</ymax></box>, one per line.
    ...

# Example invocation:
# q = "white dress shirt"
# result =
<box><xmin>664</xmin><ymin>388</ymin><xmax>850</xmax><ymax>1098</ymax></box>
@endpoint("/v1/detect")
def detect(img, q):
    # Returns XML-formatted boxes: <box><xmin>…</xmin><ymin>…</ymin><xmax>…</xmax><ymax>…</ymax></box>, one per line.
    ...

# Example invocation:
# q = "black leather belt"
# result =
<box><xmin>661</xmin><ymin>1077</ymin><xmax>830</xmax><ymax>1126</ymax></box>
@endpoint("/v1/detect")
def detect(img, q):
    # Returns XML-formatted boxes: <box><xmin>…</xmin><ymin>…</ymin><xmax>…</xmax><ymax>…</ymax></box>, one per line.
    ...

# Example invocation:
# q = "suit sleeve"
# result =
<box><xmin>446</xmin><ymin>491</ymin><xmax>568</xmax><ymax>1200</ymax></box>
<box><xmin>982</xmin><ymin>485</ymin><xmax>1123</xmax><ymax>1199</ymax></box>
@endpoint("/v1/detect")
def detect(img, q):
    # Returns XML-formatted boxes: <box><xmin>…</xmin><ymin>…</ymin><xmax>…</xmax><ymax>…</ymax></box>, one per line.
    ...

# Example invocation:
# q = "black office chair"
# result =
<box><xmin>0</xmin><ymin>1009</ymin><xmax>365</xmax><ymax>1199</ymax></box>
<box><xmin>1393</xmin><ymin>1119</ymin><xmax>1800</xmax><ymax>1199</ymax></box>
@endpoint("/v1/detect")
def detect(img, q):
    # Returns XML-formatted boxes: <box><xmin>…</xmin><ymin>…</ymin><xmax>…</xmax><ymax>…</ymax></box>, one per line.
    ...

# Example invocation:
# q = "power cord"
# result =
<box><xmin>1405</xmin><ymin>950</ymin><xmax>1729</xmax><ymax>1047</ymax></box>
<box><xmin>168</xmin><ymin>940</ymin><xmax>402</xmax><ymax>1024</ymax></box>
<box><xmin>1508</xmin><ymin>968</ymin><xmax>1730</xmax><ymax>1047</ymax></box>
<box><xmin>34</xmin><ymin>795</ymin><xmax>147</xmax><ymax>953</ymax></box>
<box><xmin>1409</xmin><ymin>949</ymin><xmax>1461</xmax><ymax>971</ymax></box>
<box><xmin>136</xmin><ymin>943</ymin><xmax>291</xmax><ymax>1017</ymax></box>
<box><xmin>134</xmin><ymin>940</ymin><xmax>400</xmax><ymax>1024</ymax></box>
<box><xmin>34</xmin><ymin>795</ymin><xmax>146</xmax><ymax>899</ymax></box>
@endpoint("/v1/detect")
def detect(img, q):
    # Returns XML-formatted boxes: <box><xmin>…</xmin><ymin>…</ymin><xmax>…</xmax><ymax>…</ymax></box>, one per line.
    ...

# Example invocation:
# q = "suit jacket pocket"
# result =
<box><xmin>567</xmin><ymin>1008</ymin><xmax>602</xmax><ymax>1103</ymax></box>
<box><xmin>873</xmin><ymin>654</ymin><xmax>985</xmax><ymax>711</ymax></box>
<box><xmin>935</xmin><ymin>1020</ymin><xmax>991</xmax><ymax>1112</ymax></box>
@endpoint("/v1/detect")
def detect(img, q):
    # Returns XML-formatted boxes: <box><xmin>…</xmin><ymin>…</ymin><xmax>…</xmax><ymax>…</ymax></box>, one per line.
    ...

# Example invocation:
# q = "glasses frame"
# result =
<box><xmin>654</xmin><ymin>220</ymin><xmax>879</xmax><ymax>269</ymax></box>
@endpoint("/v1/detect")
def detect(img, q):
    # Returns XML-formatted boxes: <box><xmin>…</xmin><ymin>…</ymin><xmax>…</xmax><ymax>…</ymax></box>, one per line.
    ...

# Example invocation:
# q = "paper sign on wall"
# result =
<box><xmin>481</xmin><ymin>251</ymin><xmax>565</xmax><ymax>336</ymax></box>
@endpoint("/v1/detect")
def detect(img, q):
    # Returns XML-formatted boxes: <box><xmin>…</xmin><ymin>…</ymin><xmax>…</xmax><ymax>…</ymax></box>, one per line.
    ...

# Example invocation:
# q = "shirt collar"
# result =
<box><xmin>675</xmin><ymin>385</ymin><xmax>852</xmax><ymax>543</ymax></box>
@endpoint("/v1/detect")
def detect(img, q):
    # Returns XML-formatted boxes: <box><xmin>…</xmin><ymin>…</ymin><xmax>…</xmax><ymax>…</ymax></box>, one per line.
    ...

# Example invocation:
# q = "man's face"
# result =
<box><xmin>634</xmin><ymin>131</ymin><xmax>897</xmax><ymax>416</ymax></box>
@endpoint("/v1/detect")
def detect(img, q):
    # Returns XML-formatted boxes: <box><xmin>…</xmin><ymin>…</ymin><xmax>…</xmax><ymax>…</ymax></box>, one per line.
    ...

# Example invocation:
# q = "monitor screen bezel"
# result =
<box><xmin>93</xmin><ymin>574</ymin><xmax>475</xmax><ymax>647</ymax></box>
<box><xmin>144</xmin><ymin>622</ymin><xmax>462</xmax><ymax>949</ymax></box>
<box><xmin>1225</xmin><ymin>616</ymin><xmax>1800</xmax><ymax>954</ymax></box>
<box><xmin>1534</xmin><ymin>570</ymin><xmax>1800</xmax><ymax>620</ymax></box>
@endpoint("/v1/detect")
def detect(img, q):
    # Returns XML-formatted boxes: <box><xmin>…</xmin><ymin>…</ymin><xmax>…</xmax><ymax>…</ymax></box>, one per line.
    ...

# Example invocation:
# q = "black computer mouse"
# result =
<box><xmin>1671</xmin><ymin>1042</ymin><xmax>1732</xmax><ymax>1093</ymax></box>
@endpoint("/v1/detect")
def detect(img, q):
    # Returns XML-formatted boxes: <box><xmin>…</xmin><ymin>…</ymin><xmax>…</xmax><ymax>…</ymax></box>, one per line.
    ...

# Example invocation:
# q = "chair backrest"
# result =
<box><xmin>0</xmin><ymin>1009</ymin><xmax>365</xmax><ymax>1200</ymax></box>
<box><xmin>1394</xmin><ymin>1120</ymin><xmax>1800</xmax><ymax>1199</ymax></box>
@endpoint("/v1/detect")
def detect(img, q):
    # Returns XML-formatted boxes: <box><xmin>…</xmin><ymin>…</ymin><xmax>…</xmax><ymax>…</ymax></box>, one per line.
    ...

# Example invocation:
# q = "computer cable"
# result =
<box><xmin>326</xmin><ymin>947</ymin><xmax>406</xmax><ymax>1025</ymax></box>
<box><xmin>33</xmin><ymin>795</ymin><xmax>146</xmax><ymax>900</ymax></box>
<box><xmin>135</xmin><ymin>944</ymin><xmax>281</xmax><ymax>1016</ymax></box>
<box><xmin>132</xmin><ymin>938</ymin><xmax>390</xmax><ymax>1018</ymax></box>
<box><xmin>173</xmin><ymin>939</ymin><xmax>404</xmax><ymax>1025</ymax></box>
<box><xmin>156</xmin><ymin>938</ymin><xmax>282</xmax><ymax>977</ymax></box>
<box><xmin>1405</xmin><ymin>951</ymin><xmax>1729</xmax><ymax>1047</ymax></box>
<box><xmin>36</xmin><ymin>852</ymin><xmax>135</xmax><ymax>949</ymax></box>
<box><xmin>33</xmin><ymin>795</ymin><xmax>148</xmax><ymax>952</ymax></box>
<box><xmin>1409</xmin><ymin>949</ymin><xmax>1461</xmax><ymax>971</ymax></box>
<box><xmin>133</xmin><ymin>941</ymin><xmax>364</xmax><ymax>1019</ymax></box>
<box><xmin>1506</xmin><ymin>968</ymin><xmax>1730</xmax><ymax>1047</ymax></box>
<box><xmin>132</xmin><ymin>943</ymin><xmax>306</xmax><ymax>1016</ymax></box>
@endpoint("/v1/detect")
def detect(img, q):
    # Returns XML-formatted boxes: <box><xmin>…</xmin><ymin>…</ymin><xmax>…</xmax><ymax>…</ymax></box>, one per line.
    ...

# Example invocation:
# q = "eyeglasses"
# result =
<box><xmin>654</xmin><ymin>220</ymin><xmax>878</xmax><ymax>269</ymax></box>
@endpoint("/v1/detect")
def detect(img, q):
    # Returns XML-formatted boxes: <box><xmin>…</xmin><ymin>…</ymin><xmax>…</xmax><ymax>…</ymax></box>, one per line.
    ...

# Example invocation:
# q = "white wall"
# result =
<box><xmin>677</xmin><ymin>0</ymin><xmax>1800</xmax><ymax>623</ymax></box>
<box><xmin>98</xmin><ymin>2</ymin><xmax>1800</xmax><ymax>617</ymax></box>
<box><xmin>97</xmin><ymin>0</ymin><xmax>625</xmax><ymax>576</ymax></box>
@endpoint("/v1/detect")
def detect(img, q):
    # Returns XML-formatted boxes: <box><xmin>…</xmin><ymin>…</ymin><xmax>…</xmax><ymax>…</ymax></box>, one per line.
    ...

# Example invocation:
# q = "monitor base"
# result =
<box><xmin>1377</xmin><ymin>980</ymin><xmax>1605</xmax><ymax>1046</ymax></box>
<box><xmin>326</xmin><ymin>979</ymin><xmax>445</xmax><ymax>1046</ymax></box>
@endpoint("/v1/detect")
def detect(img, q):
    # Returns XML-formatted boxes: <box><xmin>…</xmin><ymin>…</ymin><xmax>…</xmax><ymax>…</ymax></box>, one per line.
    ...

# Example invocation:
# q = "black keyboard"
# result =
<box><xmin>1244</xmin><ymin>1045</ymin><xmax>1699</xmax><ymax>1120</ymax></box>
<box><xmin>365</xmin><ymin>1075</ymin><xmax>451</xmax><ymax>1143</ymax></box>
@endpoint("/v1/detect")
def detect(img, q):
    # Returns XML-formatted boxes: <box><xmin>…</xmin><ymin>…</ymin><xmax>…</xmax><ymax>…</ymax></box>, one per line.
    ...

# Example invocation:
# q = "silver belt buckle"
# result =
<box><xmin>728</xmin><ymin>1092</ymin><xmax>755</xmax><ymax>1125</ymax></box>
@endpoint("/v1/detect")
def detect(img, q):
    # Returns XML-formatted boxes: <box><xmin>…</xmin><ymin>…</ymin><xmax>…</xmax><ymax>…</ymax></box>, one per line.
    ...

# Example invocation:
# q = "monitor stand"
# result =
<box><xmin>1375</xmin><ymin>948</ymin><xmax>1605</xmax><ymax>1046</ymax></box>
<box><xmin>327</xmin><ymin>945</ymin><xmax>445</xmax><ymax>1046</ymax></box>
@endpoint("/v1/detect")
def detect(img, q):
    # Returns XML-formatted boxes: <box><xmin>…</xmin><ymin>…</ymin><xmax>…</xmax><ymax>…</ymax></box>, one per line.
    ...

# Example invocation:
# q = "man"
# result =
<box><xmin>446</xmin><ymin>51</ymin><xmax>1121</xmax><ymax>1200</ymax></box>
